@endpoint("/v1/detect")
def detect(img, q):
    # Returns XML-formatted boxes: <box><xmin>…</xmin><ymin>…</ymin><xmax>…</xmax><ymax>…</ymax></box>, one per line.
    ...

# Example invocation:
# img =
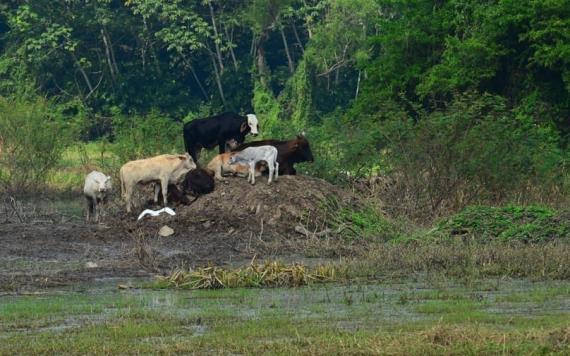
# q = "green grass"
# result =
<box><xmin>1</xmin><ymin>279</ymin><xmax>569</xmax><ymax>354</ymax></box>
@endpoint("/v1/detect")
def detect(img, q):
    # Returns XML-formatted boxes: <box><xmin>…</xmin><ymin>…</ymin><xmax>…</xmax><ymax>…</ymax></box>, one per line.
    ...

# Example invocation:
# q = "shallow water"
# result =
<box><xmin>2</xmin><ymin>276</ymin><xmax>567</xmax><ymax>337</ymax></box>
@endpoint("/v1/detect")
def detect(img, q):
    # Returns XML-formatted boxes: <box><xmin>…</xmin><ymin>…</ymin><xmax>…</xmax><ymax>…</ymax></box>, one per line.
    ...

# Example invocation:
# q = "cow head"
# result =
<box><xmin>246</xmin><ymin>114</ymin><xmax>259</xmax><ymax>136</ymax></box>
<box><xmin>293</xmin><ymin>133</ymin><xmax>314</xmax><ymax>162</ymax></box>
<box><xmin>103</xmin><ymin>176</ymin><xmax>112</xmax><ymax>191</ymax></box>
<box><xmin>181</xmin><ymin>152</ymin><xmax>197</xmax><ymax>170</ymax></box>
<box><xmin>225</xmin><ymin>138</ymin><xmax>239</xmax><ymax>151</ymax></box>
<box><xmin>96</xmin><ymin>176</ymin><xmax>112</xmax><ymax>193</ymax></box>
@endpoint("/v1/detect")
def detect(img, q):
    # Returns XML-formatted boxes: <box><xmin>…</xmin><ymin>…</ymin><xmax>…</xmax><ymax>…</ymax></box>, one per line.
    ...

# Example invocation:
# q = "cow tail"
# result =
<box><xmin>187</xmin><ymin>195</ymin><xmax>200</xmax><ymax>206</ymax></box>
<box><xmin>120</xmin><ymin>168</ymin><xmax>126</xmax><ymax>199</ymax></box>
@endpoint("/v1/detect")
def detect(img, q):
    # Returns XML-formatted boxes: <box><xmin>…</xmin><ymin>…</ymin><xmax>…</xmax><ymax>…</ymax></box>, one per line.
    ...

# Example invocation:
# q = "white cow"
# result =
<box><xmin>119</xmin><ymin>153</ymin><xmax>196</xmax><ymax>213</ymax></box>
<box><xmin>83</xmin><ymin>171</ymin><xmax>112</xmax><ymax>222</ymax></box>
<box><xmin>229</xmin><ymin>145</ymin><xmax>278</xmax><ymax>185</ymax></box>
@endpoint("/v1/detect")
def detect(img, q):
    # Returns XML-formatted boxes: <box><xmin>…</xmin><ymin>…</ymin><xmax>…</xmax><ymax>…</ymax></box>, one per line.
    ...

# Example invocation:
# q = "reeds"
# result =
<box><xmin>159</xmin><ymin>260</ymin><xmax>338</xmax><ymax>289</ymax></box>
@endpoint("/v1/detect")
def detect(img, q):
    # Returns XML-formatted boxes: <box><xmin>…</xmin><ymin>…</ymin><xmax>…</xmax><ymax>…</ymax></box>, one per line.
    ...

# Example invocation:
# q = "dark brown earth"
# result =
<box><xmin>0</xmin><ymin>175</ymin><xmax>358</xmax><ymax>292</ymax></box>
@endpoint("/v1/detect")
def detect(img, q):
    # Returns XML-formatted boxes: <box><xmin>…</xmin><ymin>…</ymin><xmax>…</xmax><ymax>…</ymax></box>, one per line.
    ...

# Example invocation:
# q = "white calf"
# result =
<box><xmin>229</xmin><ymin>145</ymin><xmax>278</xmax><ymax>185</ymax></box>
<box><xmin>83</xmin><ymin>171</ymin><xmax>112</xmax><ymax>222</ymax></box>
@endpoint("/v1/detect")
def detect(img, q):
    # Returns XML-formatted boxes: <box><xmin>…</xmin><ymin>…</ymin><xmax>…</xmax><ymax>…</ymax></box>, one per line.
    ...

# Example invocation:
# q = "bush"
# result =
<box><xmin>320</xmin><ymin>197</ymin><xmax>403</xmax><ymax>241</ymax></box>
<box><xmin>376</xmin><ymin>92</ymin><xmax>566</xmax><ymax>221</ymax></box>
<box><xmin>111</xmin><ymin>111</ymin><xmax>183</xmax><ymax>163</ymax></box>
<box><xmin>434</xmin><ymin>205</ymin><xmax>570</xmax><ymax>243</ymax></box>
<box><xmin>0</xmin><ymin>96</ymin><xmax>74</xmax><ymax>192</ymax></box>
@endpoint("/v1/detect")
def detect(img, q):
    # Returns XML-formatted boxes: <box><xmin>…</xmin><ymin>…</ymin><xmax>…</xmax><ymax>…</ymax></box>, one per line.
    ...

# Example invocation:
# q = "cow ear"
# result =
<box><xmin>297</xmin><ymin>132</ymin><xmax>305</xmax><ymax>139</ymax></box>
<box><xmin>240</xmin><ymin>121</ymin><xmax>248</xmax><ymax>133</ymax></box>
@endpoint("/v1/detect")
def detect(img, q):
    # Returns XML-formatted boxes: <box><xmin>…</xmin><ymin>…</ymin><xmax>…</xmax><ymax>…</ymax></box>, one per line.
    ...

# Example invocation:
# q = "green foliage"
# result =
<box><xmin>280</xmin><ymin>58</ymin><xmax>312</xmax><ymax>130</ymax></box>
<box><xmin>0</xmin><ymin>0</ymin><xmax>568</xmax><ymax>218</ymax></box>
<box><xmin>0</xmin><ymin>96</ymin><xmax>75</xmax><ymax>192</ymax></box>
<box><xmin>320</xmin><ymin>197</ymin><xmax>401</xmax><ymax>241</ymax></box>
<box><xmin>111</xmin><ymin>111</ymin><xmax>183</xmax><ymax>163</ymax></box>
<box><xmin>435</xmin><ymin>205</ymin><xmax>570</xmax><ymax>243</ymax></box>
<box><xmin>251</xmin><ymin>80</ymin><xmax>283</xmax><ymax>138</ymax></box>
<box><xmin>384</xmin><ymin>92</ymin><xmax>562</xmax><ymax>196</ymax></box>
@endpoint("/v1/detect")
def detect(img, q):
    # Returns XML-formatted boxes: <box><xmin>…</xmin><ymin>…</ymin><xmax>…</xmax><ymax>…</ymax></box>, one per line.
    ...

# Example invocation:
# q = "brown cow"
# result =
<box><xmin>234</xmin><ymin>133</ymin><xmax>314</xmax><ymax>175</ymax></box>
<box><xmin>120</xmin><ymin>153</ymin><xmax>196</xmax><ymax>212</ymax></box>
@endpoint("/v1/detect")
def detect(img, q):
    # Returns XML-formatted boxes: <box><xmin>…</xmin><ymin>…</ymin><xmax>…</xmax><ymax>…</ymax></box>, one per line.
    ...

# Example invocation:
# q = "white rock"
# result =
<box><xmin>158</xmin><ymin>225</ymin><xmax>175</xmax><ymax>237</ymax></box>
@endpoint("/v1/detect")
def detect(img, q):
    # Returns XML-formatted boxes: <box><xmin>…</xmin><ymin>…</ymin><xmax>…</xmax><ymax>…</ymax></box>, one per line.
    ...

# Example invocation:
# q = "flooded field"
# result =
<box><xmin>1</xmin><ymin>188</ymin><xmax>569</xmax><ymax>353</ymax></box>
<box><xmin>1</xmin><ymin>277</ymin><xmax>569</xmax><ymax>354</ymax></box>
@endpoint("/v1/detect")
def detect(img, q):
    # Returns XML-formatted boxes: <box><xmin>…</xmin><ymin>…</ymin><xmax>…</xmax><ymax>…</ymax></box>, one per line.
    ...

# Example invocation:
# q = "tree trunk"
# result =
<box><xmin>188</xmin><ymin>63</ymin><xmax>208</xmax><ymax>100</ymax></box>
<box><xmin>279</xmin><ymin>26</ymin><xmax>294</xmax><ymax>74</ymax></box>
<box><xmin>101</xmin><ymin>29</ymin><xmax>116</xmax><ymax>82</ymax></box>
<box><xmin>223</xmin><ymin>25</ymin><xmax>239</xmax><ymax>71</ymax></box>
<box><xmin>257</xmin><ymin>45</ymin><xmax>269</xmax><ymax>87</ymax></box>
<box><xmin>255</xmin><ymin>31</ymin><xmax>271</xmax><ymax>87</ymax></box>
<box><xmin>208</xmin><ymin>0</ymin><xmax>224</xmax><ymax>74</ymax></box>
<box><xmin>209</xmin><ymin>50</ymin><xmax>226</xmax><ymax>107</ymax></box>
<box><xmin>355</xmin><ymin>70</ymin><xmax>361</xmax><ymax>99</ymax></box>
<box><xmin>335</xmin><ymin>67</ymin><xmax>339</xmax><ymax>86</ymax></box>
<box><xmin>71</xmin><ymin>53</ymin><xmax>93</xmax><ymax>93</ymax></box>
<box><xmin>103</xmin><ymin>26</ymin><xmax>119</xmax><ymax>75</ymax></box>
<box><xmin>292</xmin><ymin>23</ymin><xmax>304</xmax><ymax>54</ymax></box>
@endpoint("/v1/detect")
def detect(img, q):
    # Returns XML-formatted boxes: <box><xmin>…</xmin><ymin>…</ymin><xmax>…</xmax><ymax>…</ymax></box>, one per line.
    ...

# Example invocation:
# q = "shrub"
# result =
<box><xmin>376</xmin><ymin>92</ymin><xmax>566</xmax><ymax>221</ymax></box>
<box><xmin>434</xmin><ymin>205</ymin><xmax>570</xmax><ymax>243</ymax></box>
<box><xmin>319</xmin><ymin>197</ymin><xmax>403</xmax><ymax>241</ymax></box>
<box><xmin>0</xmin><ymin>96</ymin><xmax>74</xmax><ymax>192</ymax></box>
<box><xmin>111</xmin><ymin>111</ymin><xmax>183</xmax><ymax>163</ymax></box>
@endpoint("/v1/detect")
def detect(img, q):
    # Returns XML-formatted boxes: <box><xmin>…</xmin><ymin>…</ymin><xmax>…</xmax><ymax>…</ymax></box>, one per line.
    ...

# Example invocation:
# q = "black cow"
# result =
<box><xmin>183</xmin><ymin>112</ymin><xmax>259</xmax><ymax>163</ymax></box>
<box><xmin>234</xmin><ymin>134</ymin><xmax>314</xmax><ymax>175</ymax></box>
<box><xmin>182</xmin><ymin>168</ymin><xmax>215</xmax><ymax>196</ymax></box>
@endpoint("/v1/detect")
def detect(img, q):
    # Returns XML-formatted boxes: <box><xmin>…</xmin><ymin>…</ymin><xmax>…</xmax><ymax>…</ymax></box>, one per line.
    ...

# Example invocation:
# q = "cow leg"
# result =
<box><xmin>85</xmin><ymin>197</ymin><xmax>93</xmax><ymax>222</ymax></box>
<box><xmin>215</xmin><ymin>165</ymin><xmax>223</xmax><ymax>180</ymax></box>
<box><xmin>125</xmin><ymin>183</ymin><xmax>133</xmax><ymax>213</ymax></box>
<box><xmin>267</xmin><ymin>160</ymin><xmax>274</xmax><ymax>185</ymax></box>
<box><xmin>161</xmin><ymin>178</ymin><xmax>169</xmax><ymax>207</ymax></box>
<box><xmin>282</xmin><ymin>164</ymin><xmax>296</xmax><ymax>175</ymax></box>
<box><xmin>153</xmin><ymin>183</ymin><xmax>161</xmax><ymax>204</ymax></box>
<box><xmin>275</xmin><ymin>161</ymin><xmax>279</xmax><ymax>181</ymax></box>
<box><xmin>93</xmin><ymin>197</ymin><xmax>99</xmax><ymax>222</ymax></box>
<box><xmin>249</xmin><ymin>162</ymin><xmax>255</xmax><ymax>185</ymax></box>
<box><xmin>187</xmin><ymin>145</ymin><xmax>201</xmax><ymax>165</ymax></box>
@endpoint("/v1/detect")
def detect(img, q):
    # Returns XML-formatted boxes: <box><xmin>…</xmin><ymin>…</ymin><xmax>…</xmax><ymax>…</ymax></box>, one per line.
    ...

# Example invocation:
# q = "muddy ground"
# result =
<box><xmin>0</xmin><ymin>175</ymin><xmax>359</xmax><ymax>292</ymax></box>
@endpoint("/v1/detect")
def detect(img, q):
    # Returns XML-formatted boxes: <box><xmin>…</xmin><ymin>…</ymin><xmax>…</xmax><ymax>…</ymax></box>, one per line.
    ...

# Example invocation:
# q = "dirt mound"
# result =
<box><xmin>131</xmin><ymin>175</ymin><xmax>356</xmax><ymax>237</ymax></box>
<box><xmin>102</xmin><ymin>175</ymin><xmax>359</xmax><ymax>268</ymax></box>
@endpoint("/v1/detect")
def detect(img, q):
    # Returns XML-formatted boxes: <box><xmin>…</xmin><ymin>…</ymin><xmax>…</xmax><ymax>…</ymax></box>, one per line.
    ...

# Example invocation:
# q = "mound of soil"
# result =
<box><xmin>128</xmin><ymin>175</ymin><xmax>356</xmax><ymax>236</ymax></box>
<box><xmin>109</xmin><ymin>175</ymin><xmax>359</xmax><ymax>268</ymax></box>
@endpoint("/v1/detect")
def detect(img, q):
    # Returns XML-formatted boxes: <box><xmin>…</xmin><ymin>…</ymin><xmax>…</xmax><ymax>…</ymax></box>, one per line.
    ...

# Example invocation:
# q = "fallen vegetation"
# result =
<box><xmin>156</xmin><ymin>260</ymin><xmax>338</xmax><ymax>289</ymax></box>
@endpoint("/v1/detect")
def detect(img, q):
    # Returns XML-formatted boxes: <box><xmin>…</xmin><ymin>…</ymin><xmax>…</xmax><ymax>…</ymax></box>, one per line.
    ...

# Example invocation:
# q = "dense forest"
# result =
<box><xmin>0</xmin><ymin>0</ymin><xmax>568</xmax><ymax>220</ymax></box>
